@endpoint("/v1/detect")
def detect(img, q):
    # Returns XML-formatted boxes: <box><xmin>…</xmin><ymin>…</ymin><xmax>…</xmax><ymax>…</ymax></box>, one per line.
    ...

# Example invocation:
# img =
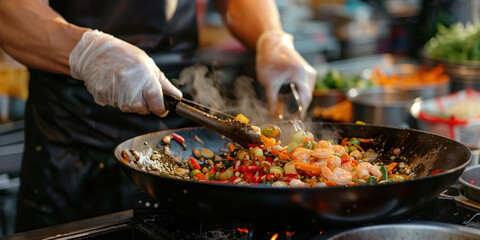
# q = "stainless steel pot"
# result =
<box><xmin>319</xmin><ymin>221</ymin><xmax>480</xmax><ymax>240</ymax></box>
<box><xmin>347</xmin><ymin>87</ymin><xmax>421</xmax><ymax>127</ymax></box>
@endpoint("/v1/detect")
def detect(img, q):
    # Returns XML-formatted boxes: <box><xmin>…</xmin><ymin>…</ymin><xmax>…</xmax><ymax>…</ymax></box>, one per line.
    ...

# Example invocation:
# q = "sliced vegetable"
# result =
<box><xmin>237</xmin><ymin>165</ymin><xmax>263</xmax><ymax>173</ymax></box>
<box><xmin>386</xmin><ymin>162</ymin><xmax>399</xmax><ymax>175</ymax></box>
<box><xmin>367</xmin><ymin>176</ymin><xmax>378</xmax><ymax>185</ymax></box>
<box><xmin>269</xmin><ymin>166</ymin><xmax>284</xmax><ymax>177</ymax></box>
<box><xmin>171</xmin><ymin>132</ymin><xmax>185</xmax><ymax>144</ymax></box>
<box><xmin>294</xmin><ymin>161</ymin><xmax>322</xmax><ymax>174</ymax></box>
<box><xmin>194</xmin><ymin>171</ymin><xmax>206</xmax><ymax>180</ymax></box>
<box><xmin>303</xmin><ymin>140</ymin><xmax>315</xmax><ymax>150</ymax></box>
<box><xmin>189</xmin><ymin>157</ymin><xmax>201</xmax><ymax>170</ymax></box>
<box><xmin>189</xmin><ymin>169</ymin><xmax>201</xmax><ymax>178</ymax></box>
<box><xmin>348</xmin><ymin>138</ymin><xmax>360</xmax><ymax>145</ymax></box>
<box><xmin>281</xmin><ymin>174</ymin><xmax>300</xmax><ymax>182</ymax></box>
<box><xmin>380</xmin><ymin>165</ymin><xmax>388</xmax><ymax>180</ymax></box>
<box><xmin>265</xmin><ymin>173</ymin><xmax>281</xmax><ymax>181</ymax></box>
<box><xmin>340</xmin><ymin>153</ymin><xmax>350</xmax><ymax>164</ymax></box>
<box><xmin>171</xmin><ymin>132</ymin><xmax>187</xmax><ymax>150</ymax></box>
<box><xmin>217</xmin><ymin>167</ymin><xmax>234</xmax><ymax>181</ymax></box>
<box><xmin>234</xmin><ymin>113</ymin><xmax>249</xmax><ymax>124</ymax></box>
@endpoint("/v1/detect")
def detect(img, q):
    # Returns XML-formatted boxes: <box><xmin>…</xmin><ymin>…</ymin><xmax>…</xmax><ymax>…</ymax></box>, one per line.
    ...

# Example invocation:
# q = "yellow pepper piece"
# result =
<box><xmin>355</xmin><ymin>120</ymin><xmax>366</xmax><ymax>125</ymax></box>
<box><xmin>234</xmin><ymin>113</ymin><xmax>249</xmax><ymax>124</ymax></box>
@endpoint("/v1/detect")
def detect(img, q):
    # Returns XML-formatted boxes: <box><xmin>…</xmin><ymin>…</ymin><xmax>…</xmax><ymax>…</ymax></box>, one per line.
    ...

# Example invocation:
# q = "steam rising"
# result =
<box><xmin>171</xmin><ymin>64</ymin><xmax>274</xmax><ymax>126</ymax></box>
<box><xmin>171</xmin><ymin>64</ymin><xmax>324</xmax><ymax>142</ymax></box>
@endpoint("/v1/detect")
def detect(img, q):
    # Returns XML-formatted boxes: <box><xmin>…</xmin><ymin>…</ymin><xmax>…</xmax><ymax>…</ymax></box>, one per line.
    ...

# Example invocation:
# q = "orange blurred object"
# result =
<box><xmin>371</xmin><ymin>64</ymin><xmax>450</xmax><ymax>89</ymax></box>
<box><xmin>0</xmin><ymin>49</ymin><xmax>29</xmax><ymax>100</ymax></box>
<box><xmin>312</xmin><ymin>99</ymin><xmax>353</xmax><ymax>123</ymax></box>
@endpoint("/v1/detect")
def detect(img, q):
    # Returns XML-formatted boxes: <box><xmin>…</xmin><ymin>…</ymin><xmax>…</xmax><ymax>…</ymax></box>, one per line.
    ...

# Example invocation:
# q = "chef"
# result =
<box><xmin>0</xmin><ymin>0</ymin><xmax>316</xmax><ymax>231</ymax></box>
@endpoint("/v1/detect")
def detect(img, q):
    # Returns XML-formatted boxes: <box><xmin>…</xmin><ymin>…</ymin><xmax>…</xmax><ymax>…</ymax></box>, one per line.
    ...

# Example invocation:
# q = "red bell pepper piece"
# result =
<box><xmin>227</xmin><ymin>176</ymin><xmax>238</xmax><ymax>183</ymax></box>
<box><xmin>340</xmin><ymin>153</ymin><xmax>350</xmax><ymax>164</ymax></box>
<box><xmin>171</xmin><ymin>132</ymin><xmax>185</xmax><ymax>144</ymax></box>
<box><xmin>189</xmin><ymin>157</ymin><xmax>201</xmax><ymax>169</ymax></box>
<box><xmin>171</xmin><ymin>132</ymin><xmax>187</xmax><ymax>150</ymax></box>
<box><xmin>281</xmin><ymin>174</ymin><xmax>299</xmax><ymax>182</ymax></box>
<box><xmin>238</xmin><ymin>165</ymin><xmax>263</xmax><ymax>173</ymax></box>
<box><xmin>431</xmin><ymin>169</ymin><xmax>442</xmax><ymax>175</ymax></box>
<box><xmin>194</xmin><ymin>172</ymin><xmax>206</xmax><ymax>180</ymax></box>
<box><xmin>251</xmin><ymin>176</ymin><xmax>262</xmax><ymax>184</ymax></box>
<box><xmin>243</xmin><ymin>171</ymin><xmax>253</xmax><ymax>182</ymax></box>
<box><xmin>265</xmin><ymin>173</ymin><xmax>281</xmax><ymax>181</ymax></box>
<box><xmin>265</xmin><ymin>156</ymin><xmax>274</xmax><ymax>163</ymax></box>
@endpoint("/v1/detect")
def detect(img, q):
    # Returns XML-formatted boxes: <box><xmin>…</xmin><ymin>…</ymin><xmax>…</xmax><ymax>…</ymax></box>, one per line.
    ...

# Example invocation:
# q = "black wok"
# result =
<box><xmin>114</xmin><ymin>123</ymin><xmax>471</xmax><ymax>230</ymax></box>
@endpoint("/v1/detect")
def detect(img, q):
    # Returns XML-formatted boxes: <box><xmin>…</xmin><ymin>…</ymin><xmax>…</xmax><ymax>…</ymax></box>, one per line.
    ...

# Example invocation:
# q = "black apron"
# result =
<box><xmin>15</xmin><ymin>0</ymin><xmax>198</xmax><ymax>232</ymax></box>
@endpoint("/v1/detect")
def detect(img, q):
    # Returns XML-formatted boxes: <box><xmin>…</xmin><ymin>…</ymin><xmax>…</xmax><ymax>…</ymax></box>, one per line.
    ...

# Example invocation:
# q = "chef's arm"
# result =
<box><xmin>213</xmin><ymin>0</ymin><xmax>317</xmax><ymax>118</ymax></box>
<box><xmin>0</xmin><ymin>0</ymin><xmax>182</xmax><ymax>116</ymax></box>
<box><xmin>212</xmin><ymin>0</ymin><xmax>283</xmax><ymax>51</ymax></box>
<box><xmin>0</xmin><ymin>0</ymin><xmax>88</xmax><ymax>75</ymax></box>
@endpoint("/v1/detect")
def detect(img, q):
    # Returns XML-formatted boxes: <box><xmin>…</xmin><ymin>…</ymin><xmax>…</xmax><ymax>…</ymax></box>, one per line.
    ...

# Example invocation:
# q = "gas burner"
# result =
<box><xmin>130</xmin><ymin>191</ymin><xmax>480</xmax><ymax>240</ymax></box>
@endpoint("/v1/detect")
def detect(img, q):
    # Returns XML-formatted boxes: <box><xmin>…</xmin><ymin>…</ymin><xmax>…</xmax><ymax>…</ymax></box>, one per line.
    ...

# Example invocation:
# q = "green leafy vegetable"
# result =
<box><xmin>315</xmin><ymin>70</ymin><xmax>374</xmax><ymax>91</ymax></box>
<box><xmin>424</xmin><ymin>23</ymin><xmax>480</xmax><ymax>63</ymax></box>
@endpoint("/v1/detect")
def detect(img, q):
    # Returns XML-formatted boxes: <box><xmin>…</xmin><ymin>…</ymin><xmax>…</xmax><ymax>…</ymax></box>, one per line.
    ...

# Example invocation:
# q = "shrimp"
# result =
<box><xmin>320</xmin><ymin>165</ymin><xmax>352</xmax><ymax>186</ymax></box>
<box><xmin>339</xmin><ymin>161</ymin><xmax>353</xmax><ymax>172</ymax></box>
<box><xmin>312</xmin><ymin>147</ymin><xmax>334</xmax><ymax>160</ymax></box>
<box><xmin>290</xmin><ymin>147</ymin><xmax>312</xmax><ymax>163</ymax></box>
<box><xmin>332</xmin><ymin>144</ymin><xmax>346</xmax><ymax>155</ymax></box>
<box><xmin>354</xmin><ymin>162</ymin><xmax>382</xmax><ymax>181</ymax></box>
<box><xmin>314</xmin><ymin>155</ymin><xmax>341</xmax><ymax>169</ymax></box>
<box><xmin>314</xmin><ymin>140</ymin><xmax>332</xmax><ymax>149</ymax></box>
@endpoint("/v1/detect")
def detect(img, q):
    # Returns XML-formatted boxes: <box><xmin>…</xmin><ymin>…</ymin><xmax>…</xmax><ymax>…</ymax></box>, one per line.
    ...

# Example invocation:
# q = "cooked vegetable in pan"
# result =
<box><xmin>121</xmin><ymin>118</ymin><xmax>417</xmax><ymax>188</ymax></box>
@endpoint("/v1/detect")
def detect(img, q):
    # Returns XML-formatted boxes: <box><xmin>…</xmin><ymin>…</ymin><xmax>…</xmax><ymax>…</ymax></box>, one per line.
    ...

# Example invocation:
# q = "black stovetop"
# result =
<box><xmin>8</xmin><ymin>187</ymin><xmax>480</xmax><ymax>240</ymax></box>
<box><xmin>113</xmin><ymin>190</ymin><xmax>480</xmax><ymax>240</ymax></box>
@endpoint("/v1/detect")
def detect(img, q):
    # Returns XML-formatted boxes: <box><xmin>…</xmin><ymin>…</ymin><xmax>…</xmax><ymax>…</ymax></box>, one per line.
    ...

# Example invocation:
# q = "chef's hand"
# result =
<box><xmin>69</xmin><ymin>30</ymin><xmax>182</xmax><ymax>117</ymax></box>
<box><xmin>256</xmin><ymin>30</ymin><xmax>317</xmax><ymax>118</ymax></box>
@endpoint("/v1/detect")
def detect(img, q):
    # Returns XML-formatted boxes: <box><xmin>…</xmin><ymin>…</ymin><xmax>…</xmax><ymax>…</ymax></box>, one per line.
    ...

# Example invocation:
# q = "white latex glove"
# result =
<box><xmin>69</xmin><ymin>30</ymin><xmax>182</xmax><ymax>117</ymax></box>
<box><xmin>256</xmin><ymin>30</ymin><xmax>317</xmax><ymax>118</ymax></box>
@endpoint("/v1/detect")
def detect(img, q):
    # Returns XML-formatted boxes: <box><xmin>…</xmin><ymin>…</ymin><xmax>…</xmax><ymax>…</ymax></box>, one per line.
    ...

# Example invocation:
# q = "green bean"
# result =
<box><xmin>380</xmin><ymin>165</ymin><xmax>388</xmax><ymax>180</ymax></box>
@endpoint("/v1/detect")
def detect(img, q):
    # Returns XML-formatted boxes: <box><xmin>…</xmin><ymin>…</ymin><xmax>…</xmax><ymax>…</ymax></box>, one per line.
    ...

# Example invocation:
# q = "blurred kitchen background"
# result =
<box><xmin>2</xmin><ymin>0</ymin><xmax>480</xmax><ymax>236</ymax></box>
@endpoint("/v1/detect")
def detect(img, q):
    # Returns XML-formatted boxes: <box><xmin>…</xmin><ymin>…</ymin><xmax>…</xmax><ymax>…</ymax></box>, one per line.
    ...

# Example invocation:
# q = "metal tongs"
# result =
<box><xmin>277</xmin><ymin>82</ymin><xmax>303</xmax><ymax>121</ymax></box>
<box><xmin>163</xmin><ymin>93</ymin><xmax>262</xmax><ymax>148</ymax></box>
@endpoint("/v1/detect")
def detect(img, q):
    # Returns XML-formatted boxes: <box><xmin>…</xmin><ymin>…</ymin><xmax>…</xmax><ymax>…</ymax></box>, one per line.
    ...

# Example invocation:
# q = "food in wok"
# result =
<box><xmin>114</xmin><ymin>119</ymin><xmax>471</xmax><ymax>229</ymax></box>
<box><xmin>120</xmin><ymin>117</ymin><xmax>426</xmax><ymax>188</ymax></box>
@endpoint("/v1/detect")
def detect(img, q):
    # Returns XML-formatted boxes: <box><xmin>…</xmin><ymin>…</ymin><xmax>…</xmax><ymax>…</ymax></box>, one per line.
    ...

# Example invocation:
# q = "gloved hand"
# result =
<box><xmin>255</xmin><ymin>30</ymin><xmax>317</xmax><ymax>118</ymax></box>
<box><xmin>69</xmin><ymin>30</ymin><xmax>182</xmax><ymax>117</ymax></box>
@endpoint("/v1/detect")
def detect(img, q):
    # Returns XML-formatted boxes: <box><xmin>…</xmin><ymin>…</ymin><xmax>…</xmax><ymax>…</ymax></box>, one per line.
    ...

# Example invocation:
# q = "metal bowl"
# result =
<box><xmin>319</xmin><ymin>221</ymin><xmax>480</xmax><ymax>239</ymax></box>
<box><xmin>468</xmin><ymin>145</ymin><xmax>480</xmax><ymax>166</ymax></box>
<box><xmin>347</xmin><ymin>87</ymin><xmax>421</xmax><ymax>127</ymax></box>
<box><xmin>374</xmin><ymin>63</ymin><xmax>450</xmax><ymax>99</ymax></box>
<box><xmin>458</xmin><ymin>165</ymin><xmax>480</xmax><ymax>203</ymax></box>
<box><xmin>421</xmin><ymin>51</ymin><xmax>480</xmax><ymax>93</ymax></box>
<box><xmin>310</xmin><ymin>89</ymin><xmax>347</xmax><ymax>108</ymax></box>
